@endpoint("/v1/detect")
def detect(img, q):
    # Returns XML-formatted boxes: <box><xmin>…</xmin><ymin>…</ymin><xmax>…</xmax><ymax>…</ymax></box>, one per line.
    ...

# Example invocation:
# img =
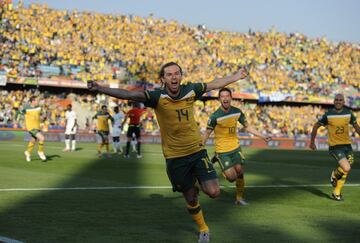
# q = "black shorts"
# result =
<box><xmin>329</xmin><ymin>144</ymin><xmax>354</xmax><ymax>165</ymax></box>
<box><xmin>127</xmin><ymin>125</ymin><xmax>140</xmax><ymax>138</ymax></box>
<box><xmin>28</xmin><ymin>129</ymin><xmax>41</xmax><ymax>139</ymax></box>
<box><xmin>166</xmin><ymin>149</ymin><xmax>218</xmax><ymax>193</ymax></box>
<box><xmin>97</xmin><ymin>131</ymin><xmax>109</xmax><ymax>144</ymax></box>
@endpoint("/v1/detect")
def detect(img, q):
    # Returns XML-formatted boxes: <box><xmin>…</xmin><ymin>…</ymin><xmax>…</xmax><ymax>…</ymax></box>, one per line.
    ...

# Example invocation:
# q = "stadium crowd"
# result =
<box><xmin>0</xmin><ymin>3</ymin><xmax>359</xmax><ymax>100</ymax></box>
<box><xmin>1</xmin><ymin>89</ymin><xmax>359</xmax><ymax>138</ymax></box>
<box><xmin>0</xmin><ymin>3</ymin><xmax>359</xmax><ymax>138</ymax></box>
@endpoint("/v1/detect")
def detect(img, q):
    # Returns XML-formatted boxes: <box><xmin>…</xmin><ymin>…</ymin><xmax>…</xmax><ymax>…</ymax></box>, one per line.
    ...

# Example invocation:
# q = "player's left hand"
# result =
<box><xmin>234</xmin><ymin>66</ymin><xmax>249</xmax><ymax>80</ymax></box>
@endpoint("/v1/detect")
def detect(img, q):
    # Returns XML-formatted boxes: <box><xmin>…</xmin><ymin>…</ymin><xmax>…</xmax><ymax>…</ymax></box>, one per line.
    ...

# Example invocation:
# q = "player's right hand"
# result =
<box><xmin>309</xmin><ymin>142</ymin><xmax>317</xmax><ymax>150</ymax></box>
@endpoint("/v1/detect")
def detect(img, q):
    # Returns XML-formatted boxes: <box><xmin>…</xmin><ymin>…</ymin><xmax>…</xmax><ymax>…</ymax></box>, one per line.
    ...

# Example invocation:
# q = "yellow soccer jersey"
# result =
<box><xmin>318</xmin><ymin>108</ymin><xmax>357</xmax><ymax>146</ymax></box>
<box><xmin>23</xmin><ymin>105</ymin><xmax>41</xmax><ymax>131</ymax></box>
<box><xmin>207</xmin><ymin>106</ymin><xmax>247</xmax><ymax>153</ymax></box>
<box><xmin>94</xmin><ymin>111</ymin><xmax>112</xmax><ymax>131</ymax></box>
<box><xmin>144</xmin><ymin>83</ymin><xmax>207</xmax><ymax>159</ymax></box>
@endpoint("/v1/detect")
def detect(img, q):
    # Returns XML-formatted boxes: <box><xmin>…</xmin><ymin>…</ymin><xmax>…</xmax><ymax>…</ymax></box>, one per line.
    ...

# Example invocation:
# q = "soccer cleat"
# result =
<box><xmin>63</xmin><ymin>148</ymin><xmax>70</xmax><ymax>152</ymax></box>
<box><xmin>234</xmin><ymin>199</ymin><xmax>249</xmax><ymax>206</ymax></box>
<box><xmin>136</xmin><ymin>154</ymin><xmax>143</xmax><ymax>159</ymax></box>
<box><xmin>24</xmin><ymin>151</ymin><xmax>31</xmax><ymax>162</ymax></box>
<box><xmin>198</xmin><ymin>231</ymin><xmax>210</xmax><ymax>243</ymax></box>
<box><xmin>330</xmin><ymin>171</ymin><xmax>337</xmax><ymax>187</ymax></box>
<box><xmin>331</xmin><ymin>192</ymin><xmax>343</xmax><ymax>201</ymax></box>
<box><xmin>37</xmin><ymin>151</ymin><xmax>47</xmax><ymax>161</ymax></box>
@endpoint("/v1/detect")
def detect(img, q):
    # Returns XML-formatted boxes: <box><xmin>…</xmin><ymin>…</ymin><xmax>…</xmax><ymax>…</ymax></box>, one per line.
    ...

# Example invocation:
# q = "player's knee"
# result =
<box><xmin>187</xmin><ymin>198</ymin><xmax>198</xmax><ymax>206</ymax></box>
<box><xmin>223</xmin><ymin>169</ymin><xmax>237</xmax><ymax>182</ymax></box>
<box><xmin>343</xmin><ymin>164</ymin><xmax>351</xmax><ymax>173</ymax></box>
<box><xmin>205</xmin><ymin>187</ymin><xmax>220</xmax><ymax>198</ymax></box>
<box><xmin>225</xmin><ymin>175</ymin><xmax>236</xmax><ymax>183</ymax></box>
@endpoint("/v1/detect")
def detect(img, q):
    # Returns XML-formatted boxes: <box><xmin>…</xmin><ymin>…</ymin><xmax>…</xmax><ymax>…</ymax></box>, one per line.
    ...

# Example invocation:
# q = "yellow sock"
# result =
<box><xmin>27</xmin><ymin>141</ymin><xmax>35</xmax><ymax>153</ymax></box>
<box><xmin>334</xmin><ymin>172</ymin><xmax>348</xmax><ymax>195</ymax></box>
<box><xmin>187</xmin><ymin>202</ymin><xmax>209</xmax><ymax>232</ymax></box>
<box><xmin>235</xmin><ymin>177</ymin><xmax>245</xmax><ymax>201</ymax></box>
<box><xmin>97</xmin><ymin>143</ymin><xmax>103</xmax><ymax>153</ymax></box>
<box><xmin>333</xmin><ymin>167</ymin><xmax>345</xmax><ymax>180</ymax></box>
<box><xmin>38</xmin><ymin>141</ymin><xmax>44</xmax><ymax>153</ymax></box>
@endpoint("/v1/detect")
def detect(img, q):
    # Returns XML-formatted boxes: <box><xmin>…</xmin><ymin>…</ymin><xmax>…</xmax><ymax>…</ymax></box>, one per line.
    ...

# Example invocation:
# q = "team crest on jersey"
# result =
<box><xmin>186</xmin><ymin>97</ymin><xmax>194</xmax><ymax>104</ymax></box>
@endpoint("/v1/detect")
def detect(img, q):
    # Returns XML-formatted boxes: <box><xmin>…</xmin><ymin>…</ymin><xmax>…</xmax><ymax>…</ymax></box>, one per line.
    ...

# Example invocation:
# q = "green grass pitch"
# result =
<box><xmin>0</xmin><ymin>140</ymin><xmax>359</xmax><ymax>243</ymax></box>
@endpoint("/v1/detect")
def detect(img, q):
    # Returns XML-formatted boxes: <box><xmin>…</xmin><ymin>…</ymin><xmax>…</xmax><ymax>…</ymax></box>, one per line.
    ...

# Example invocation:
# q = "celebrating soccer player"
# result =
<box><xmin>202</xmin><ymin>88</ymin><xmax>271</xmax><ymax>205</ymax></box>
<box><xmin>310</xmin><ymin>94</ymin><xmax>360</xmax><ymax>201</ymax></box>
<box><xmin>88</xmin><ymin>62</ymin><xmax>248</xmax><ymax>243</ymax></box>
<box><xmin>23</xmin><ymin>96</ymin><xmax>47</xmax><ymax>162</ymax></box>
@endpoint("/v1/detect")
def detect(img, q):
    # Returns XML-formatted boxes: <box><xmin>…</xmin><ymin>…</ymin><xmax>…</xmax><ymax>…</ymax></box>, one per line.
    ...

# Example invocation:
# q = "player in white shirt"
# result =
<box><xmin>64</xmin><ymin>104</ymin><xmax>78</xmax><ymax>152</ymax></box>
<box><xmin>112</xmin><ymin>106</ymin><xmax>125</xmax><ymax>153</ymax></box>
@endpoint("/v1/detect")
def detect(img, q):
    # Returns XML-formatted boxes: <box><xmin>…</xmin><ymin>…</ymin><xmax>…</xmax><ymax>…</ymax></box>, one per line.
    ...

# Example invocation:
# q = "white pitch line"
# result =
<box><xmin>0</xmin><ymin>236</ymin><xmax>24</xmax><ymax>243</ymax></box>
<box><xmin>0</xmin><ymin>184</ymin><xmax>360</xmax><ymax>192</ymax></box>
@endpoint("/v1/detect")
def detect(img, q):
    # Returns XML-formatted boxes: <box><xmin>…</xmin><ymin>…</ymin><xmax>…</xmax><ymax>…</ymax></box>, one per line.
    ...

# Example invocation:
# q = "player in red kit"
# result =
<box><xmin>122</xmin><ymin>102</ymin><xmax>146</xmax><ymax>158</ymax></box>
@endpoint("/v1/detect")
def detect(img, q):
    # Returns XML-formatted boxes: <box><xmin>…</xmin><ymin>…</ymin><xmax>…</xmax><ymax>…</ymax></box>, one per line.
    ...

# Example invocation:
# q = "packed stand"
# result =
<box><xmin>0</xmin><ymin>3</ymin><xmax>359</xmax><ymax>101</ymax></box>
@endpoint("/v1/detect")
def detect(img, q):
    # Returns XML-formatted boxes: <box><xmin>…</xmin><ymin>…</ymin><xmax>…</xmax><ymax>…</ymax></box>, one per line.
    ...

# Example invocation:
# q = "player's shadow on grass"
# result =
<box><xmin>1</xmin><ymin>145</ymin><xmax>359</xmax><ymax>243</ymax></box>
<box><xmin>269</xmin><ymin>177</ymin><xmax>330</xmax><ymax>199</ymax></box>
<box><xmin>45</xmin><ymin>154</ymin><xmax>61</xmax><ymax>161</ymax></box>
<box><xmin>299</xmin><ymin>186</ymin><xmax>332</xmax><ymax>199</ymax></box>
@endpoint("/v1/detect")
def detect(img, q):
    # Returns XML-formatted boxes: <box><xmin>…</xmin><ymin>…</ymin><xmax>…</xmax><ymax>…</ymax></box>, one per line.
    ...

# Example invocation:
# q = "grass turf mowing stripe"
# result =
<box><xmin>0</xmin><ymin>183</ymin><xmax>359</xmax><ymax>192</ymax></box>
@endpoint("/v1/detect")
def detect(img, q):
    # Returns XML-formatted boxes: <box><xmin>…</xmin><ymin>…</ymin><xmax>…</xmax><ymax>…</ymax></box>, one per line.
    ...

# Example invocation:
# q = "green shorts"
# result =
<box><xmin>329</xmin><ymin>144</ymin><xmax>354</xmax><ymax>165</ymax></box>
<box><xmin>166</xmin><ymin>149</ymin><xmax>218</xmax><ymax>193</ymax></box>
<box><xmin>97</xmin><ymin>131</ymin><xmax>109</xmax><ymax>144</ymax></box>
<box><xmin>213</xmin><ymin>146</ymin><xmax>245</xmax><ymax>171</ymax></box>
<box><xmin>28</xmin><ymin>129</ymin><xmax>41</xmax><ymax>139</ymax></box>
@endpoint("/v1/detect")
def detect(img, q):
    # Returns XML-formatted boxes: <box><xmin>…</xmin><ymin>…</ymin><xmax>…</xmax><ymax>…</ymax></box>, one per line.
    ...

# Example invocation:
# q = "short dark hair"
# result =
<box><xmin>158</xmin><ymin>62</ymin><xmax>183</xmax><ymax>79</ymax></box>
<box><xmin>218</xmin><ymin>87</ymin><xmax>232</xmax><ymax>97</ymax></box>
<box><xmin>29</xmin><ymin>96</ymin><xmax>36</xmax><ymax>102</ymax></box>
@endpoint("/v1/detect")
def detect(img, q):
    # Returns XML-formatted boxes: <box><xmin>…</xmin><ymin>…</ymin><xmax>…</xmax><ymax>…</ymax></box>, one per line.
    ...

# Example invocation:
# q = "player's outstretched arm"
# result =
<box><xmin>88</xmin><ymin>81</ymin><xmax>146</xmax><ymax>102</ymax></box>
<box><xmin>201</xmin><ymin>128</ymin><xmax>213</xmax><ymax>146</ymax></box>
<box><xmin>309</xmin><ymin>122</ymin><xmax>321</xmax><ymax>150</ymax></box>
<box><xmin>353</xmin><ymin>122</ymin><xmax>360</xmax><ymax>137</ymax></box>
<box><xmin>243</xmin><ymin>123</ymin><xmax>272</xmax><ymax>142</ymax></box>
<box><xmin>206</xmin><ymin>66</ymin><xmax>248</xmax><ymax>92</ymax></box>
